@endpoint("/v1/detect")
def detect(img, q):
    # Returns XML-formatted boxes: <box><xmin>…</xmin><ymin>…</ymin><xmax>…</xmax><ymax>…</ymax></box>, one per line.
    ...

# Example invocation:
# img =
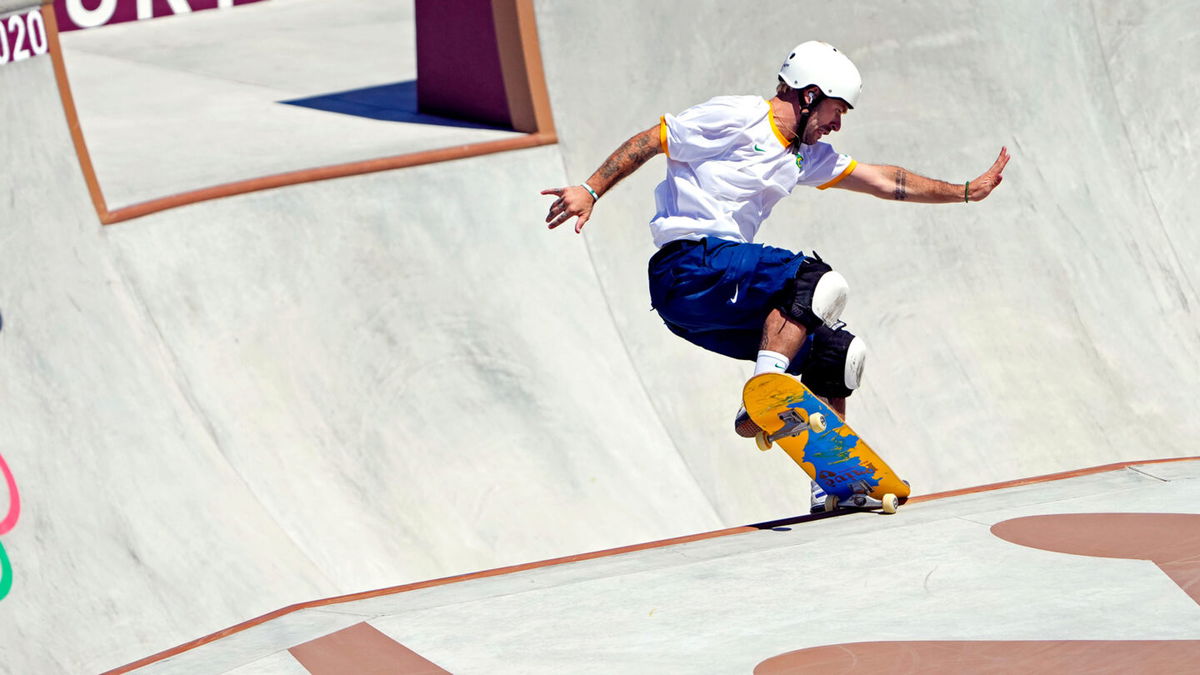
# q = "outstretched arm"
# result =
<box><xmin>542</xmin><ymin>124</ymin><xmax>663</xmax><ymax>233</ymax></box>
<box><xmin>834</xmin><ymin>147</ymin><xmax>1010</xmax><ymax>203</ymax></box>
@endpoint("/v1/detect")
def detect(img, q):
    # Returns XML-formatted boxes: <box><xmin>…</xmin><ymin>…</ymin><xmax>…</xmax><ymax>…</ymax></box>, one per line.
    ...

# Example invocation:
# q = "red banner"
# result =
<box><xmin>0</xmin><ymin>8</ymin><xmax>49</xmax><ymax>65</ymax></box>
<box><xmin>53</xmin><ymin>0</ymin><xmax>269</xmax><ymax>32</ymax></box>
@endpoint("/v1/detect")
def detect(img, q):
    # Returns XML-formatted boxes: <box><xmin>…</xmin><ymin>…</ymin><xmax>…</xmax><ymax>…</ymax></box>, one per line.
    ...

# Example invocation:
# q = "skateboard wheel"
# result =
<box><xmin>881</xmin><ymin>494</ymin><xmax>899</xmax><ymax>514</ymax></box>
<box><xmin>755</xmin><ymin>431</ymin><xmax>772</xmax><ymax>452</ymax></box>
<box><xmin>823</xmin><ymin>495</ymin><xmax>839</xmax><ymax>512</ymax></box>
<box><xmin>809</xmin><ymin>412</ymin><xmax>827</xmax><ymax>434</ymax></box>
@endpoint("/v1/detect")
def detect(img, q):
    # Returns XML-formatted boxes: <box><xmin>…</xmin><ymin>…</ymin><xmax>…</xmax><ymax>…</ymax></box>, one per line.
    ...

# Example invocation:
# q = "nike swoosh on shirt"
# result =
<box><xmin>730</xmin><ymin>285</ymin><xmax>739</xmax><ymax>303</ymax></box>
<box><xmin>753</xmin><ymin>145</ymin><xmax>765</xmax><ymax>152</ymax></box>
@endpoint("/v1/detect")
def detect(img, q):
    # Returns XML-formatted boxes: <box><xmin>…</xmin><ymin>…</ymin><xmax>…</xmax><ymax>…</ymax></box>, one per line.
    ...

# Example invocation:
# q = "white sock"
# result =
<box><xmin>753</xmin><ymin>350</ymin><xmax>791</xmax><ymax>376</ymax></box>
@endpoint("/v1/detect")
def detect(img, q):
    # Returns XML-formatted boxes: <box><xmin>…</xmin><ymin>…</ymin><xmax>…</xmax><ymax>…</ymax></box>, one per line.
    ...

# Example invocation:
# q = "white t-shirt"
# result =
<box><xmin>649</xmin><ymin>95</ymin><xmax>857</xmax><ymax>248</ymax></box>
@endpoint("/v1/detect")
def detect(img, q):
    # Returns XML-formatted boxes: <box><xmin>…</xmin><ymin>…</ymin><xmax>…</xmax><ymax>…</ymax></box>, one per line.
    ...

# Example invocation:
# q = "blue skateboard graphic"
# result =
<box><xmin>742</xmin><ymin>373</ymin><xmax>910</xmax><ymax>513</ymax></box>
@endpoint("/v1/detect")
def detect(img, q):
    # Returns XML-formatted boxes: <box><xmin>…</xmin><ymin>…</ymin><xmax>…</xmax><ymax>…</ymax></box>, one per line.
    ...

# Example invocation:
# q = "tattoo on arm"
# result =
<box><xmin>871</xmin><ymin>163</ymin><xmax>961</xmax><ymax>203</ymax></box>
<box><xmin>595</xmin><ymin>129</ymin><xmax>660</xmax><ymax>188</ymax></box>
<box><xmin>893</xmin><ymin>168</ymin><xmax>908</xmax><ymax>201</ymax></box>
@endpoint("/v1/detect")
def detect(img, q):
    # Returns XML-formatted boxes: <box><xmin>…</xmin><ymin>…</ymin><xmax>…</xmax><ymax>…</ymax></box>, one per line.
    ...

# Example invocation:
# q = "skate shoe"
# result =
<box><xmin>734</xmin><ymin>405</ymin><xmax>761</xmax><ymax>438</ymax></box>
<box><xmin>815</xmin><ymin>485</ymin><xmax>884</xmax><ymax>512</ymax></box>
<box><xmin>810</xmin><ymin>481</ymin><xmax>828</xmax><ymax>513</ymax></box>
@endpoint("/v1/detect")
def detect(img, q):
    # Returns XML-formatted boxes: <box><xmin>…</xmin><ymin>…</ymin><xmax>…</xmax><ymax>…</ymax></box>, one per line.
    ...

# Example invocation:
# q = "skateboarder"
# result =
<box><xmin>542</xmin><ymin>41</ymin><xmax>1009</xmax><ymax>507</ymax></box>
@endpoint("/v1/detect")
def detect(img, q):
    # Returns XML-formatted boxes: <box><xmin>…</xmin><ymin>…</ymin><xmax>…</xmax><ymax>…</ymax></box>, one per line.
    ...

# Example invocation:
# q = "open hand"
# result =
<box><xmin>968</xmin><ymin>147</ymin><xmax>1010</xmax><ymax>202</ymax></box>
<box><xmin>541</xmin><ymin>185</ymin><xmax>596</xmax><ymax>233</ymax></box>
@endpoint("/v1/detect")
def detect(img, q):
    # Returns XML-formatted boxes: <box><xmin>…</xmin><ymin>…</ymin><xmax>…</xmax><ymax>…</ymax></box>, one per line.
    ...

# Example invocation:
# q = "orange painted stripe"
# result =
<box><xmin>101</xmin><ymin>456</ymin><xmax>1200</xmax><ymax>674</ymax></box>
<box><xmin>100</xmin><ymin>132</ymin><xmax>557</xmax><ymax>224</ymax></box>
<box><xmin>816</xmin><ymin>159</ymin><xmax>857</xmax><ymax>190</ymax></box>
<box><xmin>490</xmin><ymin>0</ymin><xmax>554</xmax><ymax>135</ymax></box>
<box><xmin>511</xmin><ymin>0</ymin><xmax>555</xmax><ymax>136</ymax></box>
<box><xmin>907</xmin><ymin>456</ymin><xmax>1200</xmax><ymax>503</ymax></box>
<box><xmin>100</xmin><ymin>523</ymin><xmax>761</xmax><ymax>674</ymax></box>
<box><xmin>44</xmin><ymin>1</ymin><xmax>111</xmax><ymax>221</ymax></box>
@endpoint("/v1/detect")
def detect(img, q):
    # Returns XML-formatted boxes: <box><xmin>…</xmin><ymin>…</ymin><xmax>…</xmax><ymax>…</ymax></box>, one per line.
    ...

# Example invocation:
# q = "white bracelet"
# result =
<box><xmin>580</xmin><ymin>183</ymin><xmax>599</xmax><ymax>201</ymax></box>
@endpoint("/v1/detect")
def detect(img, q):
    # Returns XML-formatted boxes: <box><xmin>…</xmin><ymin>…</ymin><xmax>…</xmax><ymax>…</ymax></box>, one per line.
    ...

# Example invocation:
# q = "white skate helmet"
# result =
<box><xmin>778</xmin><ymin>41</ymin><xmax>863</xmax><ymax>109</ymax></box>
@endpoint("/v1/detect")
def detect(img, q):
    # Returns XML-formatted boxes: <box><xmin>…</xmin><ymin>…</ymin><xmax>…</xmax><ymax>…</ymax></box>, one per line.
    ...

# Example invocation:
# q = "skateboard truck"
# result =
<box><xmin>755</xmin><ymin>408</ymin><xmax>828</xmax><ymax>452</ymax></box>
<box><xmin>768</xmin><ymin>409</ymin><xmax>810</xmax><ymax>442</ymax></box>
<box><xmin>823</xmin><ymin>481</ymin><xmax>903</xmax><ymax>514</ymax></box>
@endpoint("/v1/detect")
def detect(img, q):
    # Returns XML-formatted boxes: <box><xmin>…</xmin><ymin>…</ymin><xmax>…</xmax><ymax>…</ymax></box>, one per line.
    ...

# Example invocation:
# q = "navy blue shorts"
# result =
<box><xmin>648</xmin><ymin>237</ymin><xmax>813</xmax><ymax>374</ymax></box>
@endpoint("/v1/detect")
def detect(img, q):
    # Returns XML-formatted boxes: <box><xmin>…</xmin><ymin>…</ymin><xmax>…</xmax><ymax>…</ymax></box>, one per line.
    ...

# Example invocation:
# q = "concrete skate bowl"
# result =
<box><xmin>0</xmin><ymin>0</ymin><xmax>1196</xmax><ymax>671</ymax></box>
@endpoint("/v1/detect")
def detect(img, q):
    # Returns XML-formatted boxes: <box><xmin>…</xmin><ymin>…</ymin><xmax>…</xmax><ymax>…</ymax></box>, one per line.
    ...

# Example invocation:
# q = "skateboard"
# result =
<box><xmin>742</xmin><ymin>373</ymin><xmax>910</xmax><ymax>514</ymax></box>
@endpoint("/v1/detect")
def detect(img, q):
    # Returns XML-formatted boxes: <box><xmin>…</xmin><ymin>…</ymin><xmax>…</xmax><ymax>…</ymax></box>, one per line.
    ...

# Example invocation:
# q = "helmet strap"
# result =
<box><xmin>793</xmin><ymin>88</ymin><xmax>826</xmax><ymax>151</ymax></box>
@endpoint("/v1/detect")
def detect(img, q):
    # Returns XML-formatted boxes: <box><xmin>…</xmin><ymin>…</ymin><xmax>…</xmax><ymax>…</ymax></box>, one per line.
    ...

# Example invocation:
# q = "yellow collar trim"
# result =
<box><xmin>766</xmin><ymin>99</ymin><xmax>791</xmax><ymax>148</ymax></box>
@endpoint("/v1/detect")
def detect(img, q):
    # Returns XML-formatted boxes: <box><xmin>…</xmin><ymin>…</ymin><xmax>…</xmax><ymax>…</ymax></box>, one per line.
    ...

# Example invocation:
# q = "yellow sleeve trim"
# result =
<box><xmin>817</xmin><ymin>159</ymin><xmax>858</xmax><ymax>190</ymax></box>
<box><xmin>659</xmin><ymin>116</ymin><xmax>670</xmax><ymax>158</ymax></box>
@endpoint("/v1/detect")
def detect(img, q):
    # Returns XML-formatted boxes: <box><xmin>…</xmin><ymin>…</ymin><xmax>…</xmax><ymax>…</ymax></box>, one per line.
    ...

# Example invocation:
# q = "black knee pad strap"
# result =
<box><xmin>802</xmin><ymin>324</ymin><xmax>857</xmax><ymax>400</ymax></box>
<box><xmin>778</xmin><ymin>253</ymin><xmax>832</xmax><ymax>331</ymax></box>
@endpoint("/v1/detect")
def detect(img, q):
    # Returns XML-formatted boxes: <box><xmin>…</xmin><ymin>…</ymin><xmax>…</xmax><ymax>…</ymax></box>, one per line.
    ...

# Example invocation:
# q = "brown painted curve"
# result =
<box><xmin>755</xmin><ymin>640</ymin><xmax>1200</xmax><ymax>674</ymax></box>
<box><xmin>759</xmin><ymin>512</ymin><xmax>1200</xmax><ymax>672</ymax></box>
<box><xmin>993</xmin><ymin>513</ymin><xmax>1200</xmax><ymax>605</ymax></box>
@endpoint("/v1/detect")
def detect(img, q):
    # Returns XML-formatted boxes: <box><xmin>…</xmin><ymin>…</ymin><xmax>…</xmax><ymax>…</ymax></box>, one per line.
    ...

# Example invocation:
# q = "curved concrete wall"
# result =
<box><xmin>0</xmin><ymin>38</ymin><xmax>338</xmax><ymax>674</ymax></box>
<box><xmin>536</xmin><ymin>0</ymin><xmax>1200</xmax><ymax>514</ymax></box>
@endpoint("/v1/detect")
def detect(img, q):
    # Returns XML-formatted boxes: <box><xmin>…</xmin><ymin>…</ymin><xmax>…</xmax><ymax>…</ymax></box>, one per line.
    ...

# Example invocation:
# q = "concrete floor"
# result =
<box><xmin>126</xmin><ymin>460</ymin><xmax>1200</xmax><ymax>673</ymax></box>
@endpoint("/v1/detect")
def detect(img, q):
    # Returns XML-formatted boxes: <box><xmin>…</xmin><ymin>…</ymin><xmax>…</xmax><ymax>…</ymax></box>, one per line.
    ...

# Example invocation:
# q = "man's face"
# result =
<box><xmin>802</xmin><ymin>95</ymin><xmax>849</xmax><ymax>145</ymax></box>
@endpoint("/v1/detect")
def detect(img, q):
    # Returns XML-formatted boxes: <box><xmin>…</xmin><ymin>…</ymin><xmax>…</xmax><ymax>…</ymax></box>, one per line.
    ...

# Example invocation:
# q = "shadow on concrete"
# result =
<box><xmin>280</xmin><ymin>80</ymin><xmax>509</xmax><ymax>130</ymax></box>
<box><xmin>749</xmin><ymin>509</ymin><xmax>872</xmax><ymax>531</ymax></box>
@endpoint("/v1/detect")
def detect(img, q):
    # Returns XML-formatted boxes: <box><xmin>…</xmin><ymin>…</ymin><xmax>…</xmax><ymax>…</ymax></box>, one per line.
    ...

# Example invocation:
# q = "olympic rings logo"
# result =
<box><xmin>0</xmin><ymin>452</ymin><xmax>20</xmax><ymax>601</ymax></box>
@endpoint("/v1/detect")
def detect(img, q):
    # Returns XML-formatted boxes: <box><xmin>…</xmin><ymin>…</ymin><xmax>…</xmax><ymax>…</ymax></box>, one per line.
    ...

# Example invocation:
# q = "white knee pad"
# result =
<box><xmin>811</xmin><ymin>270</ymin><xmax>849</xmax><ymax>328</ymax></box>
<box><xmin>844</xmin><ymin>334</ymin><xmax>867</xmax><ymax>391</ymax></box>
<box><xmin>781</xmin><ymin>254</ymin><xmax>849</xmax><ymax>331</ymax></box>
